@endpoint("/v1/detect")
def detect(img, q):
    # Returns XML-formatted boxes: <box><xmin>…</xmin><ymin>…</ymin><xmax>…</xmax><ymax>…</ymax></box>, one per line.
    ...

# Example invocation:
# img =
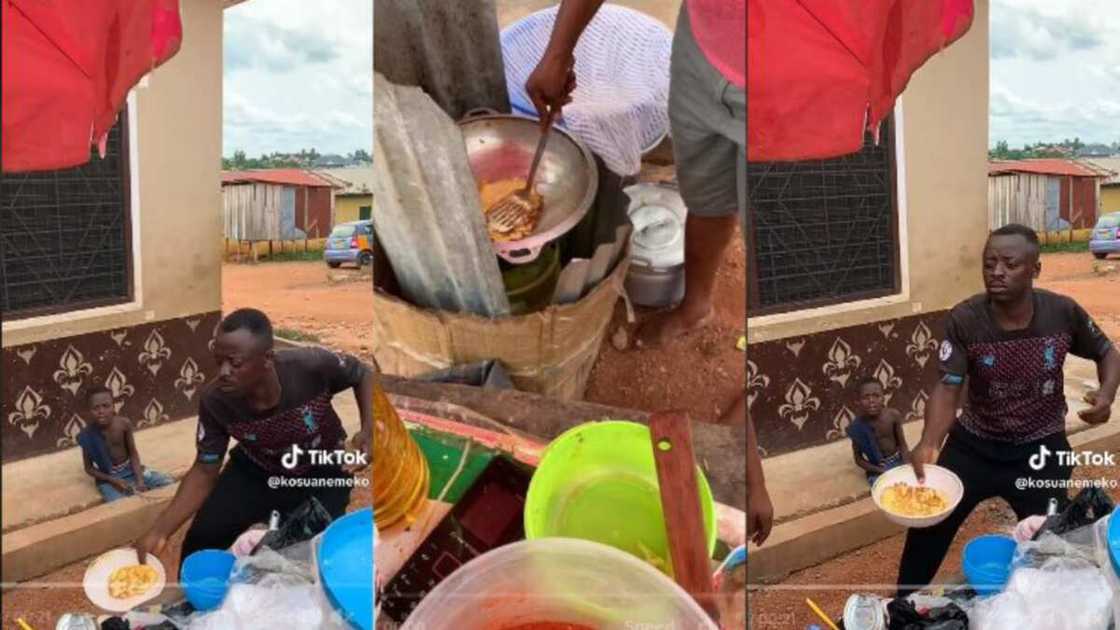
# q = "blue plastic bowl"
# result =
<box><xmin>963</xmin><ymin>535</ymin><xmax>1015</xmax><ymax>594</ymax></box>
<box><xmin>318</xmin><ymin>508</ymin><xmax>373</xmax><ymax>630</ymax></box>
<box><xmin>181</xmin><ymin>550</ymin><xmax>236</xmax><ymax>611</ymax></box>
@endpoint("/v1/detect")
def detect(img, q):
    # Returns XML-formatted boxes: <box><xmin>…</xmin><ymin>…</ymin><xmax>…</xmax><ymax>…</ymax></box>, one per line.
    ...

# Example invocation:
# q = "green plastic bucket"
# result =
<box><xmin>524</xmin><ymin>420</ymin><xmax>717</xmax><ymax>576</ymax></box>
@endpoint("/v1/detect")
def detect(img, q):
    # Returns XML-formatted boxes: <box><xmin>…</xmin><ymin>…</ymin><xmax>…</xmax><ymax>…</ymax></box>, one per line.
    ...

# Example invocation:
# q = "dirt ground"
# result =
<box><xmin>748</xmin><ymin>252</ymin><xmax>1120</xmax><ymax>628</ymax></box>
<box><xmin>585</xmin><ymin>236</ymin><xmax>747</xmax><ymax>423</ymax></box>
<box><xmin>222</xmin><ymin>262</ymin><xmax>376</xmax><ymax>364</ymax></box>
<box><xmin>1037</xmin><ymin>251</ymin><xmax>1120</xmax><ymax>340</ymax></box>
<box><xmin>1</xmin><ymin>477</ymin><xmax>371</xmax><ymax>627</ymax></box>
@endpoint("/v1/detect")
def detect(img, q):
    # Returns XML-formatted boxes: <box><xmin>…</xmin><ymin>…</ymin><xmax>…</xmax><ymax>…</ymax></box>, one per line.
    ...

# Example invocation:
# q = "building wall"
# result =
<box><xmin>988</xmin><ymin>173</ymin><xmax>1048</xmax><ymax>231</ymax></box>
<box><xmin>2</xmin><ymin>0</ymin><xmax>223</xmax><ymax>461</ymax></box>
<box><xmin>1103</xmin><ymin>185</ymin><xmax>1120</xmax><ymax>215</ymax></box>
<box><xmin>294</xmin><ymin>187</ymin><xmax>333</xmax><ymax>237</ymax></box>
<box><xmin>1058</xmin><ymin>176</ymin><xmax>1098</xmax><ymax>228</ymax></box>
<box><xmin>748</xmin><ymin>0</ymin><xmax>990</xmax><ymax>455</ymax></box>
<box><xmin>335</xmin><ymin>194</ymin><xmax>374</xmax><ymax>224</ymax></box>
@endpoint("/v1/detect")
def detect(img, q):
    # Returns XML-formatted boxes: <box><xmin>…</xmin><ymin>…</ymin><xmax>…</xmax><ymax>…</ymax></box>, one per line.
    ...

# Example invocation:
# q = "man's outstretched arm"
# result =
<box><xmin>910</xmin><ymin>380</ymin><xmax>962</xmax><ymax>481</ymax></box>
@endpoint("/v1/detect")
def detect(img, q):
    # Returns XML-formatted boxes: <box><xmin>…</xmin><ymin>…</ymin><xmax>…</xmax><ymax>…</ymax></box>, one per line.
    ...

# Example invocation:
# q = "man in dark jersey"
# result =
<box><xmin>133</xmin><ymin>309</ymin><xmax>373</xmax><ymax>567</ymax></box>
<box><xmin>896</xmin><ymin>223</ymin><xmax>1120</xmax><ymax>596</ymax></box>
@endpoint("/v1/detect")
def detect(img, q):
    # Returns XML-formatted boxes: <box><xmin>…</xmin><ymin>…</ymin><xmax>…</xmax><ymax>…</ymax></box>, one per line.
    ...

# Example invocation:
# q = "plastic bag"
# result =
<box><xmin>1012</xmin><ymin>490</ymin><xmax>1113</xmax><ymax>571</ymax></box>
<box><xmin>1093</xmin><ymin>511</ymin><xmax>1120</xmax><ymax>630</ymax></box>
<box><xmin>969</xmin><ymin>557</ymin><xmax>1113</xmax><ymax>630</ymax></box>
<box><xmin>255</xmin><ymin>496</ymin><xmax>334</xmax><ymax>553</ymax></box>
<box><xmin>417</xmin><ymin>359</ymin><xmax>514</xmax><ymax>389</ymax></box>
<box><xmin>713</xmin><ymin>546</ymin><xmax>746</xmax><ymax>630</ymax></box>
<box><xmin>231</xmin><ymin>527</ymin><xmax>268</xmax><ymax>557</ymax></box>
<box><xmin>1034</xmin><ymin>488</ymin><xmax>1115</xmax><ymax>539</ymax></box>
<box><xmin>886</xmin><ymin>598</ymin><xmax>968</xmax><ymax>629</ymax></box>
<box><xmin>1012</xmin><ymin>515</ymin><xmax>1047</xmax><ymax>543</ymax></box>
<box><xmin>178</xmin><ymin>541</ymin><xmax>351</xmax><ymax>630</ymax></box>
<box><xmin>1014</xmin><ymin>526</ymin><xmax>1099</xmax><ymax>569</ymax></box>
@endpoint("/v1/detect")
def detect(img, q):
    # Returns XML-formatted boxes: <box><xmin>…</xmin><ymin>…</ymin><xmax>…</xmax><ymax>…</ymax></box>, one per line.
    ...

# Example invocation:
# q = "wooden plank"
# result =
<box><xmin>650</xmin><ymin>411</ymin><xmax>721</xmax><ymax>621</ymax></box>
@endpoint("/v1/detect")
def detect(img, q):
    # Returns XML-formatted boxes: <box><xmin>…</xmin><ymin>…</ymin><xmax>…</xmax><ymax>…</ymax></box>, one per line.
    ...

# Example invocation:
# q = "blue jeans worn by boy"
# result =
<box><xmin>867</xmin><ymin>452</ymin><xmax>904</xmax><ymax>487</ymax></box>
<box><xmin>98</xmin><ymin>466</ymin><xmax>174</xmax><ymax>502</ymax></box>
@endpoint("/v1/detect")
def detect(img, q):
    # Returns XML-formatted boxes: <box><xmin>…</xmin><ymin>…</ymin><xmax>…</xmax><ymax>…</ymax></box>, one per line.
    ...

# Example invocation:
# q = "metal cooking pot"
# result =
<box><xmin>624</xmin><ymin>183</ymin><xmax>686</xmax><ymax>307</ymax></box>
<box><xmin>626</xmin><ymin>260</ymin><xmax>684</xmax><ymax>307</ymax></box>
<box><xmin>458</xmin><ymin>112</ymin><xmax>598</xmax><ymax>264</ymax></box>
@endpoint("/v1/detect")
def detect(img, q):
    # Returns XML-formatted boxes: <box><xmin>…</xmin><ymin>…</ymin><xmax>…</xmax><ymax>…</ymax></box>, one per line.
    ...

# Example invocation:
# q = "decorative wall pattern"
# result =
<box><xmin>2</xmin><ymin>311</ymin><xmax>221</xmax><ymax>462</ymax></box>
<box><xmin>749</xmin><ymin>310</ymin><xmax>948</xmax><ymax>456</ymax></box>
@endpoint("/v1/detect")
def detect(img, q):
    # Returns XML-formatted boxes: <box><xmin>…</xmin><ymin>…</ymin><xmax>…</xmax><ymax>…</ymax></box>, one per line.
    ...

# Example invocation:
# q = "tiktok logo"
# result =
<box><xmin>1029</xmin><ymin>445</ymin><xmax>1051</xmax><ymax>471</ymax></box>
<box><xmin>281</xmin><ymin>444</ymin><xmax>304</xmax><ymax>469</ymax></box>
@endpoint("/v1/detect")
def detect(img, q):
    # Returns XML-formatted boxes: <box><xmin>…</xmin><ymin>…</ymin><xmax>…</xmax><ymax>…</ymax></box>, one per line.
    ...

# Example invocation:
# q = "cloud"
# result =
<box><xmin>222</xmin><ymin>0</ymin><xmax>371</xmax><ymax>156</ymax></box>
<box><xmin>990</xmin><ymin>1</ymin><xmax>1105</xmax><ymax>60</ymax></box>
<box><xmin>224</xmin><ymin>15</ymin><xmax>338</xmax><ymax>72</ymax></box>
<box><xmin>990</xmin><ymin>84</ymin><xmax>1120</xmax><ymax>146</ymax></box>
<box><xmin>224</xmin><ymin>92</ymin><xmax>370</xmax><ymax>156</ymax></box>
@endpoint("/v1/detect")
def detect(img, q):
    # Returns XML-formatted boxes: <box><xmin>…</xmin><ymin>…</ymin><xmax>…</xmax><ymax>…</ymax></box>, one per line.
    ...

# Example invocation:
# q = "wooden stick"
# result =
<box><xmin>649</xmin><ymin>410</ymin><xmax>720</xmax><ymax>622</ymax></box>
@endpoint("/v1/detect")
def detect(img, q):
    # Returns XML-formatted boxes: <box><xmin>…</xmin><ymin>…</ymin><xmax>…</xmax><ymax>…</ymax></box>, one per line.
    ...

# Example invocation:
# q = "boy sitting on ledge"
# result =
<box><xmin>79</xmin><ymin>385</ymin><xmax>174</xmax><ymax>502</ymax></box>
<box><xmin>847</xmin><ymin>377</ymin><xmax>910</xmax><ymax>486</ymax></box>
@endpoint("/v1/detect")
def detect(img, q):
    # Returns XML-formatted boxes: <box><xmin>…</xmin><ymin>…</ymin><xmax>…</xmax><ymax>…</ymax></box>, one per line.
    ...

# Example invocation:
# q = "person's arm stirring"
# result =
<box><xmin>524</xmin><ymin>0</ymin><xmax>605</xmax><ymax>122</ymax></box>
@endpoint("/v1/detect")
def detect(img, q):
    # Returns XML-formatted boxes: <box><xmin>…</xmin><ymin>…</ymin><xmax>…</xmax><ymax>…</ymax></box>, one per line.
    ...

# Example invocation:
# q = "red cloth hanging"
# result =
<box><xmin>748</xmin><ymin>0</ymin><xmax>974</xmax><ymax>162</ymax></box>
<box><xmin>1</xmin><ymin>0</ymin><xmax>182</xmax><ymax>172</ymax></box>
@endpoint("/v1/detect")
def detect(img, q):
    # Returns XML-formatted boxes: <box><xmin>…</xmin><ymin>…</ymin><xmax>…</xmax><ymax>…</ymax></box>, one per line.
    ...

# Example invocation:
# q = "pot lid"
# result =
<box><xmin>625</xmin><ymin>183</ymin><xmax>686</xmax><ymax>269</ymax></box>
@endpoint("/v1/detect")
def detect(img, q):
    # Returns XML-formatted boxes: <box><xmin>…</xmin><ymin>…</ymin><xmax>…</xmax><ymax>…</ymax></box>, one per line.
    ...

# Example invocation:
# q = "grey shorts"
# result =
<box><xmin>668</xmin><ymin>3</ymin><xmax>746</xmax><ymax>221</ymax></box>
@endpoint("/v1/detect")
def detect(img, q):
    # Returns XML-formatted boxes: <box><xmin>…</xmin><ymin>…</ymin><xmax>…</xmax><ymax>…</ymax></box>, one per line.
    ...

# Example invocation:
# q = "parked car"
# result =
<box><xmin>324</xmin><ymin>220</ymin><xmax>373</xmax><ymax>268</ymax></box>
<box><xmin>1089</xmin><ymin>212</ymin><xmax>1120</xmax><ymax>260</ymax></box>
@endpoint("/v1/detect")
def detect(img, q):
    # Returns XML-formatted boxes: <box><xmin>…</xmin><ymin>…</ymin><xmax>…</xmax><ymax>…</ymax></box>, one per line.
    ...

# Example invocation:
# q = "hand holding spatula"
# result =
<box><xmin>485</xmin><ymin>108</ymin><xmax>555</xmax><ymax>238</ymax></box>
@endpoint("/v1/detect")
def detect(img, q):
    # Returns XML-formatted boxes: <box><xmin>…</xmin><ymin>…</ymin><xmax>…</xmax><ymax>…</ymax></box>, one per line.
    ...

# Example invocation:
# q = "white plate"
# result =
<box><xmin>872</xmin><ymin>464</ymin><xmax>964</xmax><ymax>528</ymax></box>
<box><xmin>83</xmin><ymin>548</ymin><xmax>167</xmax><ymax>613</ymax></box>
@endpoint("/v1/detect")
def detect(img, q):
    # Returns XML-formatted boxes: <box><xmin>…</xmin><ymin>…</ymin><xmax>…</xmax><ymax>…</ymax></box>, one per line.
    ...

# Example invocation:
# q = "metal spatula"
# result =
<box><xmin>487</xmin><ymin>110</ymin><xmax>555</xmax><ymax>235</ymax></box>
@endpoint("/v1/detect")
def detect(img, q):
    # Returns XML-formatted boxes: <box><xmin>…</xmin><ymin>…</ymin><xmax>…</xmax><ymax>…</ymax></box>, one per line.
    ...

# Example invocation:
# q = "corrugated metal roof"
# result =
<box><xmin>988</xmin><ymin>159</ymin><xmax>1109</xmax><ymax>178</ymax></box>
<box><xmin>221</xmin><ymin>169</ymin><xmax>336</xmax><ymax>188</ymax></box>
<box><xmin>313</xmin><ymin>167</ymin><xmax>374</xmax><ymax>196</ymax></box>
<box><xmin>1085</xmin><ymin>158</ymin><xmax>1120</xmax><ymax>186</ymax></box>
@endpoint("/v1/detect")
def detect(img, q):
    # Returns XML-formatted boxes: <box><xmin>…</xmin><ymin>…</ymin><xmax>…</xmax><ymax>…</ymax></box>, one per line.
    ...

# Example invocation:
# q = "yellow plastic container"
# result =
<box><xmin>372</xmin><ymin>374</ymin><xmax>429</xmax><ymax>531</ymax></box>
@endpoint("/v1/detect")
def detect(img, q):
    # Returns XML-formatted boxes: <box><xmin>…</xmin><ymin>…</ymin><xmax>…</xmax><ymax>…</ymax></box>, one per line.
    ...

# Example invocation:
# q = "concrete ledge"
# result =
<box><xmin>2</xmin><ymin>485</ymin><xmax>176</xmax><ymax>584</ymax></box>
<box><xmin>1</xmin><ymin>419</ymin><xmax>197</xmax><ymax>534</ymax></box>
<box><xmin>749</xmin><ymin>497</ymin><xmax>902</xmax><ymax>584</ymax></box>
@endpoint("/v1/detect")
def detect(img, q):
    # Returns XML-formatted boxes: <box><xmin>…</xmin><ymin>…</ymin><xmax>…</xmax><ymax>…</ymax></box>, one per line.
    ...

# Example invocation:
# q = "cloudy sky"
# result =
<box><xmin>218</xmin><ymin>1</ymin><xmax>1119</xmax><ymax>154</ymax></box>
<box><xmin>223</xmin><ymin>0</ymin><xmax>371</xmax><ymax>158</ymax></box>
<box><xmin>989</xmin><ymin>0</ymin><xmax>1120</xmax><ymax>148</ymax></box>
